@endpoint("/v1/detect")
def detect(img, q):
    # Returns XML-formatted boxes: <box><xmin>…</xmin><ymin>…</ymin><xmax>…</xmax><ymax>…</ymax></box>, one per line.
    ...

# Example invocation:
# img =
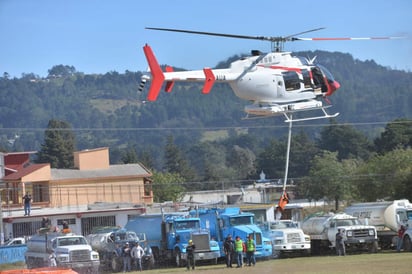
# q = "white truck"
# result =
<box><xmin>345</xmin><ymin>199</ymin><xmax>412</xmax><ymax>250</ymax></box>
<box><xmin>25</xmin><ymin>232</ymin><xmax>100</xmax><ymax>273</ymax></box>
<box><xmin>301</xmin><ymin>212</ymin><xmax>378</xmax><ymax>255</ymax></box>
<box><xmin>262</xmin><ymin>220</ymin><xmax>311</xmax><ymax>258</ymax></box>
<box><xmin>4</xmin><ymin>237</ymin><xmax>26</xmax><ymax>246</ymax></box>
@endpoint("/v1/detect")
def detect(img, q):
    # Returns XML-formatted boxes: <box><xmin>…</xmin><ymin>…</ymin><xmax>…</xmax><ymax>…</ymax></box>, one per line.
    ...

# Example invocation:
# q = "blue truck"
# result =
<box><xmin>190</xmin><ymin>207</ymin><xmax>273</xmax><ymax>259</ymax></box>
<box><xmin>125</xmin><ymin>213</ymin><xmax>220</xmax><ymax>267</ymax></box>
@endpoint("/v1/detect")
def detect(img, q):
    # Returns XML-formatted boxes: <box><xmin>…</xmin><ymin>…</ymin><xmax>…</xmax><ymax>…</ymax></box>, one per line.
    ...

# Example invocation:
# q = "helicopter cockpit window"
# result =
<box><xmin>317</xmin><ymin>64</ymin><xmax>335</xmax><ymax>83</ymax></box>
<box><xmin>282</xmin><ymin>71</ymin><xmax>301</xmax><ymax>91</ymax></box>
<box><xmin>311</xmin><ymin>67</ymin><xmax>327</xmax><ymax>93</ymax></box>
<box><xmin>301</xmin><ymin>69</ymin><xmax>312</xmax><ymax>88</ymax></box>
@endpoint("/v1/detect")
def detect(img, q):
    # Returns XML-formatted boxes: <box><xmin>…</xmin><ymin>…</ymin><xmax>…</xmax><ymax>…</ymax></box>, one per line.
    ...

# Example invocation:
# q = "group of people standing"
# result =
<box><xmin>117</xmin><ymin>241</ymin><xmax>145</xmax><ymax>272</ymax></box>
<box><xmin>223</xmin><ymin>234</ymin><xmax>256</xmax><ymax>268</ymax></box>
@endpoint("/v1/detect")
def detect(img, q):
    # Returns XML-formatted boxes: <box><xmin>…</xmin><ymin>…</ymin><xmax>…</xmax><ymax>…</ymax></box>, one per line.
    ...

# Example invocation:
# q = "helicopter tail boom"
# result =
<box><xmin>143</xmin><ymin>44</ymin><xmax>227</xmax><ymax>100</ymax></box>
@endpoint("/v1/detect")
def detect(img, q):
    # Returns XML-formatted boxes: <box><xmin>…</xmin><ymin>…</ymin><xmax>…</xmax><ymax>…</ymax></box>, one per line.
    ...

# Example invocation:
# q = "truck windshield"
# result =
<box><xmin>58</xmin><ymin>237</ymin><xmax>87</xmax><ymax>246</ymax></box>
<box><xmin>270</xmin><ymin>221</ymin><xmax>297</xmax><ymax>229</ymax></box>
<box><xmin>174</xmin><ymin>220</ymin><xmax>199</xmax><ymax>230</ymax></box>
<box><xmin>336</xmin><ymin>219</ymin><xmax>360</xmax><ymax>226</ymax></box>
<box><xmin>407</xmin><ymin>210</ymin><xmax>412</xmax><ymax>221</ymax></box>
<box><xmin>115</xmin><ymin>231</ymin><xmax>138</xmax><ymax>241</ymax></box>
<box><xmin>229</xmin><ymin>216</ymin><xmax>253</xmax><ymax>226</ymax></box>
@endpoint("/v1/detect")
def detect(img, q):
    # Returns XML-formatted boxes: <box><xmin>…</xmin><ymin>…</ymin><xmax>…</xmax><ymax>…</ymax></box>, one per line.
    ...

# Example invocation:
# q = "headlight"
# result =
<box><xmin>264</xmin><ymin>241</ymin><xmax>271</xmax><ymax>246</ymax></box>
<box><xmin>275</xmin><ymin>240</ymin><xmax>282</xmax><ymax>245</ymax></box>
<box><xmin>92</xmin><ymin>254</ymin><xmax>99</xmax><ymax>259</ymax></box>
<box><xmin>346</xmin><ymin>231</ymin><xmax>353</xmax><ymax>237</ymax></box>
<box><xmin>369</xmin><ymin>229</ymin><xmax>375</xmax><ymax>236</ymax></box>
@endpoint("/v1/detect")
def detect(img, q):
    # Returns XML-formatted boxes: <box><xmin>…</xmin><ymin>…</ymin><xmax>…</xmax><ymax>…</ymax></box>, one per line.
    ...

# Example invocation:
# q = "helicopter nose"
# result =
<box><xmin>326</xmin><ymin>80</ymin><xmax>340</xmax><ymax>96</ymax></box>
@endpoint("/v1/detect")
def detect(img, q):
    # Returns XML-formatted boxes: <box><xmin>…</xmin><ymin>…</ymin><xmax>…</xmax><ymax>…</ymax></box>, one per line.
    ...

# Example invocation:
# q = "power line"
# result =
<box><xmin>0</xmin><ymin>120</ymin><xmax>410</xmax><ymax>132</ymax></box>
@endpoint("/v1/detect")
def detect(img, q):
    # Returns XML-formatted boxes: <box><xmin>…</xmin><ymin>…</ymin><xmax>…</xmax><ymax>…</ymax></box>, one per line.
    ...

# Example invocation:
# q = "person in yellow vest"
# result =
<box><xmin>234</xmin><ymin>236</ymin><xmax>243</xmax><ymax>268</ymax></box>
<box><xmin>245</xmin><ymin>234</ymin><xmax>256</xmax><ymax>266</ymax></box>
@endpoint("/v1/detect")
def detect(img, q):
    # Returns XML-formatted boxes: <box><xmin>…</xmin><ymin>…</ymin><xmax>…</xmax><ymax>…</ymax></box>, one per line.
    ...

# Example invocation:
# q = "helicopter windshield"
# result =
<box><xmin>316</xmin><ymin>64</ymin><xmax>335</xmax><ymax>83</ymax></box>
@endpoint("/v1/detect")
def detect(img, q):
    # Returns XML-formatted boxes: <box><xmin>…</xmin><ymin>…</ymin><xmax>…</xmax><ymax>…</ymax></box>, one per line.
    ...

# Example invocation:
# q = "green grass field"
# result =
<box><xmin>1</xmin><ymin>252</ymin><xmax>410</xmax><ymax>273</ymax></box>
<box><xmin>142</xmin><ymin>252</ymin><xmax>411</xmax><ymax>274</ymax></box>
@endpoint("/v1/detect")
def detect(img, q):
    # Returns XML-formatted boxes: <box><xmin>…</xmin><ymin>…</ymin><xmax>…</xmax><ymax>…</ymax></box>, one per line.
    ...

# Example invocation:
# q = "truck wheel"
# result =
<box><xmin>111</xmin><ymin>256</ymin><xmax>122</xmax><ymax>272</ymax></box>
<box><xmin>26</xmin><ymin>257</ymin><xmax>34</xmax><ymax>269</ymax></box>
<box><xmin>403</xmin><ymin>235</ymin><xmax>412</xmax><ymax>252</ymax></box>
<box><xmin>272</xmin><ymin>250</ymin><xmax>281</xmax><ymax>259</ymax></box>
<box><xmin>369</xmin><ymin>241</ymin><xmax>379</xmax><ymax>253</ymax></box>
<box><xmin>174</xmin><ymin>249</ymin><xmax>182</xmax><ymax>267</ymax></box>
<box><xmin>89</xmin><ymin>266</ymin><xmax>99</xmax><ymax>274</ymax></box>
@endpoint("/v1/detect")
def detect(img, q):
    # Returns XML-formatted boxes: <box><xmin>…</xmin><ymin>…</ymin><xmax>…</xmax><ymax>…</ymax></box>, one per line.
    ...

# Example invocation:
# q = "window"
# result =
<box><xmin>33</xmin><ymin>183</ymin><xmax>49</xmax><ymax>203</ymax></box>
<box><xmin>282</xmin><ymin>71</ymin><xmax>301</xmax><ymax>91</ymax></box>
<box><xmin>144</xmin><ymin>179</ymin><xmax>152</xmax><ymax>196</ymax></box>
<box><xmin>57</xmin><ymin>219</ymin><xmax>76</xmax><ymax>225</ymax></box>
<box><xmin>301</xmin><ymin>69</ymin><xmax>312</xmax><ymax>88</ymax></box>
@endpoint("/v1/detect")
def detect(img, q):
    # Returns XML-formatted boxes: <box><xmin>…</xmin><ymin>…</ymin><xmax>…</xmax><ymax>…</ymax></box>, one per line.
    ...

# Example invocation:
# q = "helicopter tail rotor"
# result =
<box><xmin>138</xmin><ymin>74</ymin><xmax>150</xmax><ymax>93</ymax></box>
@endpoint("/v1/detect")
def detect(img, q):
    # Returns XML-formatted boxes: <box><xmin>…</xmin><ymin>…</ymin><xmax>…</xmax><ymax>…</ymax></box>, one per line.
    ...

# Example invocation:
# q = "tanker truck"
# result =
<box><xmin>24</xmin><ymin>232</ymin><xmax>100</xmax><ymax>273</ymax></box>
<box><xmin>301</xmin><ymin>212</ymin><xmax>378</xmax><ymax>255</ymax></box>
<box><xmin>125</xmin><ymin>213</ymin><xmax>220</xmax><ymax>267</ymax></box>
<box><xmin>345</xmin><ymin>199</ymin><xmax>412</xmax><ymax>250</ymax></box>
<box><xmin>86</xmin><ymin>227</ymin><xmax>154</xmax><ymax>272</ymax></box>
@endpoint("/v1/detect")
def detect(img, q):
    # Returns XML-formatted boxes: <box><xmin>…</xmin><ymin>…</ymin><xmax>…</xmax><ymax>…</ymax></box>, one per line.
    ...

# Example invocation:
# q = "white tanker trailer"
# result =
<box><xmin>345</xmin><ymin>199</ymin><xmax>412</xmax><ymax>250</ymax></box>
<box><xmin>301</xmin><ymin>212</ymin><xmax>377</xmax><ymax>255</ymax></box>
<box><xmin>25</xmin><ymin>232</ymin><xmax>100</xmax><ymax>273</ymax></box>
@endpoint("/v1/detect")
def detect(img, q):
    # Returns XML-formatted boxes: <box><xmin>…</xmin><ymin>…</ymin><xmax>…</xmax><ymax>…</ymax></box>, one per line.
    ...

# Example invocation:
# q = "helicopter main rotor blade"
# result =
<box><xmin>294</xmin><ymin>36</ymin><xmax>405</xmax><ymax>41</ymax></box>
<box><xmin>284</xmin><ymin>27</ymin><xmax>326</xmax><ymax>40</ymax></box>
<box><xmin>146</xmin><ymin>27</ymin><xmax>276</xmax><ymax>42</ymax></box>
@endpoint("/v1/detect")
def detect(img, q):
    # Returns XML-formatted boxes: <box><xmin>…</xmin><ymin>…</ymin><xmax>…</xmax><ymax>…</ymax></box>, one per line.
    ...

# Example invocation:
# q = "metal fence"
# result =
<box><xmin>81</xmin><ymin>215</ymin><xmax>116</xmax><ymax>236</ymax></box>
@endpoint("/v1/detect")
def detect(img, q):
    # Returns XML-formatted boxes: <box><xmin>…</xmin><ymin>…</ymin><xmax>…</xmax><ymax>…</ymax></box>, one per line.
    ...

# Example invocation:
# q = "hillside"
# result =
<box><xmin>0</xmin><ymin>51</ymin><xmax>411</xmax><ymax>170</ymax></box>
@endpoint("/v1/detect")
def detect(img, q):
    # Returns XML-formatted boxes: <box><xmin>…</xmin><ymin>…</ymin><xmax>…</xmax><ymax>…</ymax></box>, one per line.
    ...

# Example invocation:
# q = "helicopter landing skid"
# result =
<box><xmin>243</xmin><ymin>101</ymin><xmax>339</xmax><ymax>122</ymax></box>
<box><xmin>282</xmin><ymin>106</ymin><xmax>339</xmax><ymax>122</ymax></box>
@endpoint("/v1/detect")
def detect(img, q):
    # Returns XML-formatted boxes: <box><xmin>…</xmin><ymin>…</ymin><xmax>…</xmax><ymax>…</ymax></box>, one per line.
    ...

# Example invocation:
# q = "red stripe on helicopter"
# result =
<box><xmin>202</xmin><ymin>68</ymin><xmax>215</xmax><ymax>94</ymax></box>
<box><xmin>269</xmin><ymin>65</ymin><xmax>302</xmax><ymax>73</ymax></box>
<box><xmin>164</xmin><ymin>66</ymin><xmax>174</xmax><ymax>92</ymax></box>
<box><xmin>143</xmin><ymin>44</ymin><xmax>165</xmax><ymax>101</ymax></box>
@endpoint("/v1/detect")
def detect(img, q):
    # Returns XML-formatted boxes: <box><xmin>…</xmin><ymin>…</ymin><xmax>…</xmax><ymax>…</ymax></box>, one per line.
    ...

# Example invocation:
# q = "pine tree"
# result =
<box><xmin>36</xmin><ymin>119</ymin><xmax>76</xmax><ymax>168</ymax></box>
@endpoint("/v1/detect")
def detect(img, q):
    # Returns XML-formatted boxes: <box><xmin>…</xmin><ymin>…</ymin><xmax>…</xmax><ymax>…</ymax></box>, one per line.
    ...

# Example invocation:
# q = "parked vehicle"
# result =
<box><xmin>86</xmin><ymin>227</ymin><xmax>154</xmax><ymax>272</ymax></box>
<box><xmin>125</xmin><ymin>213</ymin><xmax>220</xmax><ymax>267</ymax></box>
<box><xmin>261</xmin><ymin>220</ymin><xmax>310</xmax><ymax>258</ymax></box>
<box><xmin>4</xmin><ymin>237</ymin><xmax>26</xmax><ymax>246</ymax></box>
<box><xmin>301</xmin><ymin>212</ymin><xmax>378</xmax><ymax>255</ymax></box>
<box><xmin>24</xmin><ymin>232</ymin><xmax>100</xmax><ymax>273</ymax></box>
<box><xmin>191</xmin><ymin>207</ymin><xmax>273</xmax><ymax>259</ymax></box>
<box><xmin>345</xmin><ymin>199</ymin><xmax>412</xmax><ymax>250</ymax></box>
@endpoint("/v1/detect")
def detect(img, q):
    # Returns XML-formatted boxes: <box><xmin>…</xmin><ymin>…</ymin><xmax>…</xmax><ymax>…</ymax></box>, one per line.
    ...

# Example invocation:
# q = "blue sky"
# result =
<box><xmin>1</xmin><ymin>0</ymin><xmax>411</xmax><ymax>77</ymax></box>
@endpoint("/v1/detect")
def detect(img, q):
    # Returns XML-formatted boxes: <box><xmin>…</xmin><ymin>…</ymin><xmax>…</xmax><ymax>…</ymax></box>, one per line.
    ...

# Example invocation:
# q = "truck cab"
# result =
<box><xmin>262</xmin><ymin>220</ymin><xmax>311</xmax><ymax>258</ymax></box>
<box><xmin>193</xmin><ymin>207</ymin><xmax>273</xmax><ymax>259</ymax></box>
<box><xmin>163</xmin><ymin>216</ymin><xmax>220</xmax><ymax>266</ymax></box>
<box><xmin>25</xmin><ymin>232</ymin><xmax>100</xmax><ymax>273</ymax></box>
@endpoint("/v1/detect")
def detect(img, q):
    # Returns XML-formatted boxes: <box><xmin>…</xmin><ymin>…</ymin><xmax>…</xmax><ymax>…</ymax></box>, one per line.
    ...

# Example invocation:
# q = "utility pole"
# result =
<box><xmin>0</xmin><ymin>188</ymin><xmax>4</xmax><ymax>244</ymax></box>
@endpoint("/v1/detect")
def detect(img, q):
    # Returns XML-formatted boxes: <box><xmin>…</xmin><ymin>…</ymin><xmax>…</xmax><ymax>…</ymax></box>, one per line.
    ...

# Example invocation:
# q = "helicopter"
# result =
<box><xmin>140</xmin><ymin>27</ymin><xmax>398</xmax><ymax>122</ymax></box>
